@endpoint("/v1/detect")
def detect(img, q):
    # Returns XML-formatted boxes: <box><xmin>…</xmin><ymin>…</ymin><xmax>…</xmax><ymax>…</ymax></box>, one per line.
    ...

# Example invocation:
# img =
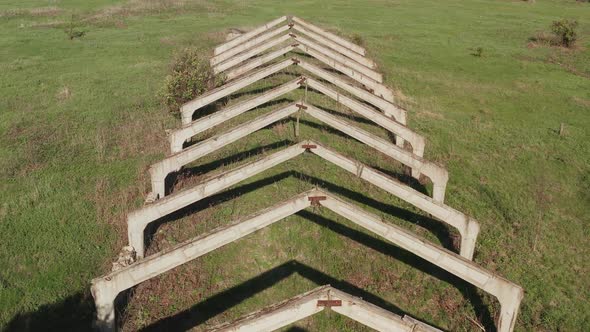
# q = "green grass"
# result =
<box><xmin>1</xmin><ymin>0</ymin><xmax>589</xmax><ymax>331</ymax></box>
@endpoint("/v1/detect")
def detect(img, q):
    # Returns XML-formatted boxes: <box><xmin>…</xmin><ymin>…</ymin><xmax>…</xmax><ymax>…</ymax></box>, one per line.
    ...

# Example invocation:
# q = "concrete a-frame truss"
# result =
<box><xmin>206</xmin><ymin>285</ymin><xmax>440</xmax><ymax>332</ymax></box>
<box><xmin>150</xmin><ymin>99</ymin><xmax>446</xmax><ymax>202</ymax></box>
<box><xmin>91</xmin><ymin>15</ymin><xmax>524</xmax><ymax>332</ymax></box>
<box><xmin>92</xmin><ymin>189</ymin><xmax>522</xmax><ymax>332</ymax></box>
<box><xmin>129</xmin><ymin>141</ymin><xmax>479</xmax><ymax>260</ymax></box>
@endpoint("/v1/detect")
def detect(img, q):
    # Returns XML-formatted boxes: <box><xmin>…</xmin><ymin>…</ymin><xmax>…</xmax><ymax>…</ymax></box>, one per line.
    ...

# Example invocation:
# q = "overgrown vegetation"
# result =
<box><xmin>163</xmin><ymin>47</ymin><xmax>224</xmax><ymax>113</ymax></box>
<box><xmin>0</xmin><ymin>1</ymin><xmax>588</xmax><ymax>331</ymax></box>
<box><xmin>530</xmin><ymin>18</ymin><xmax>580</xmax><ymax>48</ymax></box>
<box><xmin>551</xmin><ymin>19</ymin><xmax>579</xmax><ymax>47</ymax></box>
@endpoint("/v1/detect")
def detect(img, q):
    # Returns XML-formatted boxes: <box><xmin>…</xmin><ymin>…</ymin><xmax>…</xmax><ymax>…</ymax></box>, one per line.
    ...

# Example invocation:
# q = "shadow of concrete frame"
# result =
<box><xmin>206</xmin><ymin>285</ymin><xmax>440</xmax><ymax>332</ymax></box>
<box><xmin>130</xmin><ymin>141</ymin><xmax>478</xmax><ymax>260</ymax></box>
<box><xmin>93</xmin><ymin>189</ymin><xmax>520</xmax><ymax>332</ymax></box>
<box><xmin>181</xmin><ymin>57</ymin><xmax>396</xmax><ymax>125</ymax></box>
<box><xmin>152</xmin><ymin>99</ymin><xmax>446</xmax><ymax>203</ymax></box>
<box><xmin>182</xmin><ymin>54</ymin><xmax>393</xmax><ymax>127</ymax></box>
<box><xmin>176</xmin><ymin>61</ymin><xmax>409</xmax><ymax>150</ymax></box>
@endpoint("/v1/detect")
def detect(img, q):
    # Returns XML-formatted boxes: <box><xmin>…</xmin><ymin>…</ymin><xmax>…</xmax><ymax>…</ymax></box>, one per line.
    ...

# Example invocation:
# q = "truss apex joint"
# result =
<box><xmin>292</xmin><ymin>58</ymin><xmax>300</xmax><ymax>65</ymax></box>
<box><xmin>317</xmin><ymin>299</ymin><xmax>342</xmax><ymax>308</ymax></box>
<box><xmin>308</xmin><ymin>196</ymin><xmax>326</xmax><ymax>206</ymax></box>
<box><xmin>296</xmin><ymin>103</ymin><xmax>308</xmax><ymax>110</ymax></box>
<box><xmin>302</xmin><ymin>144</ymin><xmax>317</xmax><ymax>150</ymax></box>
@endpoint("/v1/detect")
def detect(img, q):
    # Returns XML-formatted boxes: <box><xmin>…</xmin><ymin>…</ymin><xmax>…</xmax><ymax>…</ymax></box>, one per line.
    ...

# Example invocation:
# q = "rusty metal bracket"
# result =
<box><xmin>292</xmin><ymin>58</ymin><xmax>300</xmax><ymax>65</ymax></box>
<box><xmin>291</xmin><ymin>42</ymin><xmax>300</xmax><ymax>47</ymax></box>
<box><xmin>288</xmin><ymin>22</ymin><xmax>294</xmax><ymax>28</ymax></box>
<box><xmin>296</xmin><ymin>103</ymin><xmax>307</xmax><ymax>110</ymax></box>
<box><xmin>317</xmin><ymin>299</ymin><xmax>342</xmax><ymax>307</ymax></box>
<box><xmin>289</xmin><ymin>33</ymin><xmax>297</xmax><ymax>38</ymax></box>
<box><xmin>302</xmin><ymin>144</ymin><xmax>317</xmax><ymax>150</ymax></box>
<box><xmin>296</xmin><ymin>76</ymin><xmax>306</xmax><ymax>85</ymax></box>
<box><xmin>308</xmin><ymin>196</ymin><xmax>326</xmax><ymax>206</ymax></box>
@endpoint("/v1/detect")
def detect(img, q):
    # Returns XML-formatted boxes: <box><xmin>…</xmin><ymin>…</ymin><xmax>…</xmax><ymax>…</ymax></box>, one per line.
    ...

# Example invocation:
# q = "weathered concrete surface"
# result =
<box><xmin>305</xmin><ymin>77</ymin><xmax>421</xmax><ymax>157</ymax></box>
<box><xmin>95</xmin><ymin>187</ymin><xmax>519</xmax><ymax>332</ymax></box>
<box><xmin>211</xmin><ymin>33</ymin><xmax>394</xmax><ymax>102</ymax></box>
<box><xmin>224</xmin><ymin>55</ymin><xmax>402</xmax><ymax>124</ymax></box>
<box><xmin>181</xmin><ymin>59</ymin><xmax>292</xmax><ymax>124</ymax></box>
<box><xmin>185</xmin><ymin>45</ymin><xmax>400</xmax><ymax>124</ymax></box>
<box><xmin>214</xmin><ymin>16</ymin><xmax>287</xmax><ymax>56</ymax></box>
<box><xmin>308</xmin><ymin>142</ymin><xmax>478</xmax><ymax>260</ymax></box>
<box><xmin>303</xmin><ymin>102</ymin><xmax>447</xmax><ymax>202</ymax></box>
<box><xmin>321</xmin><ymin>191</ymin><xmax>523</xmax><ymax>332</ymax></box>
<box><xmin>293</xmin><ymin>33</ymin><xmax>383</xmax><ymax>82</ymax></box>
<box><xmin>166</xmin><ymin>97</ymin><xmax>441</xmax><ymax>202</ymax></box>
<box><xmin>208</xmin><ymin>285</ymin><xmax>327</xmax><ymax>332</ymax></box>
<box><xmin>213</xmin><ymin>34</ymin><xmax>291</xmax><ymax>74</ymax></box>
<box><xmin>170</xmin><ymin>77</ymin><xmax>301</xmax><ymax>153</ymax></box>
<box><xmin>292</xmin><ymin>16</ymin><xmax>366</xmax><ymax>55</ymax></box>
<box><xmin>207</xmin><ymin>285</ymin><xmax>439</xmax><ymax>332</ymax></box>
<box><xmin>292</xmin><ymin>24</ymin><xmax>376</xmax><ymax>69</ymax></box>
<box><xmin>94</xmin><ymin>190</ymin><xmax>314</xmax><ymax>332</ymax></box>
<box><xmin>136</xmin><ymin>140</ymin><xmax>468</xmax><ymax>259</ymax></box>
<box><xmin>211</xmin><ymin>24</ymin><xmax>291</xmax><ymax>66</ymax></box>
<box><xmin>297</xmin><ymin>59</ymin><xmax>402</xmax><ymax>123</ymax></box>
<box><xmin>129</xmin><ymin>143</ymin><xmax>307</xmax><ymax>258</ymax></box>
<box><xmin>294</xmin><ymin>43</ymin><xmax>393</xmax><ymax>101</ymax></box>
<box><xmin>179</xmin><ymin>63</ymin><xmax>416</xmax><ymax>154</ymax></box>
<box><xmin>225</xmin><ymin>44</ymin><xmax>295</xmax><ymax>80</ymax></box>
<box><xmin>150</xmin><ymin>102</ymin><xmax>300</xmax><ymax>198</ymax></box>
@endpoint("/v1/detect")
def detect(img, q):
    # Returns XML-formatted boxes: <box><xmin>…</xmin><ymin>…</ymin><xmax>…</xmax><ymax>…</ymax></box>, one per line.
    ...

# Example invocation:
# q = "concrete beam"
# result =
<box><xmin>138</xmin><ymin>140</ymin><xmax>464</xmax><ymax>259</ymax></box>
<box><xmin>207</xmin><ymin>285</ymin><xmax>328</xmax><ymax>332</ymax></box>
<box><xmin>213</xmin><ymin>34</ymin><xmax>291</xmax><ymax>74</ymax></box>
<box><xmin>211</xmin><ymin>25</ymin><xmax>291</xmax><ymax>66</ymax></box>
<box><xmin>225</xmin><ymin>44</ymin><xmax>295</xmax><ymax>80</ymax></box>
<box><xmin>293</xmin><ymin>33</ymin><xmax>383</xmax><ymax>83</ymax></box>
<box><xmin>94</xmin><ymin>190</ymin><xmax>315</xmax><ymax>332</ymax></box>
<box><xmin>212</xmin><ymin>33</ymin><xmax>393</xmax><ymax>102</ymax></box>
<box><xmin>179</xmin><ymin>62</ymin><xmax>416</xmax><ymax>153</ymax></box>
<box><xmin>224</xmin><ymin>52</ymin><xmax>401</xmax><ymax>126</ymax></box>
<box><xmin>167</xmin><ymin>97</ymin><xmax>440</xmax><ymax>202</ymax></box>
<box><xmin>294</xmin><ymin>43</ymin><xmax>393</xmax><ymax>102</ymax></box>
<box><xmin>297</xmin><ymin>59</ymin><xmax>403</xmax><ymax>123</ymax></box>
<box><xmin>292</xmin><ymin>24</ymin><xmax>376</xmax><ymax>69</ymax></box>
<box><xmin>329</xmin><ymin>288</ymin><xmax>441</xmax><ymax>332</ymax></box>
<box><xmin>292</xmin><ymin>16</ymin><xmax>366</xmax><ymax>56</ymax></box>
<box><xmin>129</xmin><ymin>142</ymin><xmax>307</xmax><ymax>258</ymax></box>
<box><xmin>302</xmin><ymin>102</ymin><xmax>447</xmax><ymax>202</ymax></box>
<box><xmin>305</xmin><ymin>77</ymin><xmax>422</xmax><ymax>157</ymax></box>
<box><xmin>97</xmin><ymin>186</ymin><xmax>517</xmax><ymax>331</ymax></box>
<box><xmin>180</xmin><ymin>59</ymin><xmax>292</xmax><ymax>124</ymax></box>
<box><xmin>170</xmin><ymin>77</ymin><xmax>301</xmax><ymax>153</ymax></box>
<box><xmin>214</xmin><ymin>16</ymin><xmax>287</xmax><ymax>56</ymax></box>
<box><xmin>150</xmin><ymin>102</ymin><xmax>300</xmax><ymax>198</ymax></box>
<box><xmin>308</xmin><ymin>141</ymin><xmax>478</xmax><ymax>260</ymax></box>
<box><xmin>208</xmin><ymin>285</ymin><xmax>437</xmax><ymax>332</ymax></box>
<box><xmin>216</xmin><ymin>31</ymin><xmax>383</xmax><ymax>87</ymax></box>
<box><xmin>320</xmin><ymin>191</ymin><xmax>522</xmax><ymax>332</ymax></box>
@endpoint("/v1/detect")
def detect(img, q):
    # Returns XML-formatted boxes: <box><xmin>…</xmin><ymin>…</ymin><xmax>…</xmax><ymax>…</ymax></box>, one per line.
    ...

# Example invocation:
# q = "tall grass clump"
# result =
<box><xmin>163</xmin><ymin>47</ymin><xmax>224</xmax><ymax>113</ymax></box>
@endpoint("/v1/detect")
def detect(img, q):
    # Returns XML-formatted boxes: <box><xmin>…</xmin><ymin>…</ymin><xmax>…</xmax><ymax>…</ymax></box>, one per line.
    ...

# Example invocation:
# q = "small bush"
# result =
<box><xmin>551</xmin><ymin>19</ymin><xmax>578</xmax><ymax>48</ymax></box>
<box><xmin>470</xmin><ymin>47</ymin><xmax>484</xmax><ymax>57</ymax></box>
<box><xmin>163</xmin><ymin>47</ymin><xmax>224</xmax><ymax>113</ymax></box>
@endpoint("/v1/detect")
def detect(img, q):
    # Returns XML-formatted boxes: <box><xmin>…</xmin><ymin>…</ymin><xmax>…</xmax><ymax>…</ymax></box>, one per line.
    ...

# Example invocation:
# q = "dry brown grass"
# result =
<box><xmin>0</xmin><ymin>7</ymin><xmax>61</xmax><ymax>18</ymax></box>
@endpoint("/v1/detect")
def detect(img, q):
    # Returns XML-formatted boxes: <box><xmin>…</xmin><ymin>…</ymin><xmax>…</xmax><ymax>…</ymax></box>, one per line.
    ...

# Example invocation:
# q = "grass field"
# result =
<box><xmin>1</xmin><ymin>0</ymin><xmax>589</xmax><ymax>331</ymax></box>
